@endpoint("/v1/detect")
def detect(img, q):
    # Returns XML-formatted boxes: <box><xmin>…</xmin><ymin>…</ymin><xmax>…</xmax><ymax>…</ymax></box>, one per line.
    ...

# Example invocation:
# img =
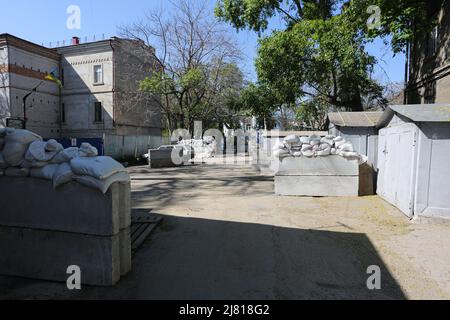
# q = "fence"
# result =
<box><xmin>103</xmin><ymin>134</ymin><xmax>163</xmax><ymax>160</ymax></box>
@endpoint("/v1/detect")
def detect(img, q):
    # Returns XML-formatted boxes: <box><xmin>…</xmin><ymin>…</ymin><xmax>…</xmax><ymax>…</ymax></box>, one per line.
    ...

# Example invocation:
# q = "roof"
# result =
<box><xmin>328</xmin><ymin>112</ymin><xmax>383</xmax><ymax>127</ymax></box>
<box><xmin>377</xmin><ymin>104</ymin><xmax>450</xmax><ymax>128</ymax></box>
<box><xmin>0</xmin><ymin>33</ymin><xmax>60</xmax><ymax>61</ymax></box>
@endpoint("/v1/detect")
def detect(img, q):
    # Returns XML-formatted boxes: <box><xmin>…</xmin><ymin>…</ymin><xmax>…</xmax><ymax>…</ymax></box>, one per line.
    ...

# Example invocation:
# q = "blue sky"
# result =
<box><xmin>0</xmin><ymin>0</ymin><xmax>405</xmax><ymax>83</ymax></box>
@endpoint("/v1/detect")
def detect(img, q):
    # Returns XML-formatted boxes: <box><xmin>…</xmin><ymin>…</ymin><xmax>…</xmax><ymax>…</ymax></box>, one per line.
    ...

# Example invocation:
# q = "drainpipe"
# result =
<box><xmin>403</xmin><ymin>41</ymin><xmax>410</xmax><ymax>105</ymax></box>
<box><xmin>109</xmin><ymin>39</ymin><xmax>116</xmax><ymax>129</ymax></box>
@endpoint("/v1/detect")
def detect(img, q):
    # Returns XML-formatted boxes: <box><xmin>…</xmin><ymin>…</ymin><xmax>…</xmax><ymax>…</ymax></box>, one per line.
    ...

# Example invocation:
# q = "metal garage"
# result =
<box><xmin>376</xmin><ymin>104</ymin><xmax>450</xmax><ymax>219</ymax></box>
<box><xmin>328</xmin><ymin>112</ymin><xmax>383</xmax><ymax>167</ymax></box>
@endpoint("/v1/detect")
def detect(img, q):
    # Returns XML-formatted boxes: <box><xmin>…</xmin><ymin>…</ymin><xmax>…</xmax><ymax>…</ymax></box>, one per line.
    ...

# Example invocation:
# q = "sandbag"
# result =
<box><xmin>301</xmin><ymin>144</ymin><xmax>312</xmax><ymax>152</ymax></box>
<box><xmin>79</xmin><ymin>143</ymin><xmax>98</xmax><ymax>157</ymax></box>
<box><xmin>2</xmin><ymin>129</ymin><xmax>42</xmax><ymax>166</ymax></box>
<box><xmin>320</xmin><ymin>137</ymin><xmax>334</xmax><ymax>146</ymax></box>
<box><xmin>333</xmin><ymin>136</ymin><xmax>347</xmax><ymax>148</ymax></box>
<box><xmin>299</xmin><ymin>137</ymin><xmax>311</xmax><ymax>144</ymax></box>
<box><xmin>26</xmin><ymin>140</ymin><xmax>63</xmax><ymax>162</ymax></box>
<box><xmin>21</xmin><ymin>159</ymin><xmax>49</xmax><ymax>169</ymax></box>
<box><xmin>74</xmin><ymin>171</ymin><xmax>130</xmax><ymax>194</ymax></box>
<box><xmin>331</xmin><ymin>148</ymin><xmax>337</xmax><ymax>155</ymax></box>
<box><xmin>292</xmin><ymin>151</ymin><xmax>302</xmax><ymax>157</ymax></box>
<box><xmin>284</xmin><ymin>135</ymin><xmax>300</xmax><ymax>144</ymax></box>
<box><xmin>70</xmin><ymin>156</ymin><xmax>126</xmax><ymax>180</ymax></box>
<box><xmin>51</xmin><ymin>147</ymin><xmax>81</xmax><ymax>164</ymax></box>
<box><xmin>317</xmin><ymin>147</ymin><xmax>331</xmax><ymax>156</ymax></box>
<box><xmin>273</xmin><ymin>149</ymin><xmax>289</xmax><ymax>158</ymax></box>
<box><xmin>340</xmin><ymin>151</ymin><xmax>360</xmax><ymax>160</ymax></box>
<box><xmin>338</xmin><ymin>142</ymin><xmax>354</xmax><ymax>152</ymax></box>
<box><xmin>272</xmin><ymin>141</ymin><xmax>287</xmax><ymax>151</ymax></box>
<box><xmin>302</xmin><ymin>150</ymin><xmax>315</xmax><ymax>158</ymax></box>
<box><xmin>30</xmin><ymin>164</ymin><xmax>59</xmax><ymax>180</ymax></box>
<box><xmin>5</xmin><ymin>167</ymin><xmax>30</xmax><ymax>177</ymax></box>
<box><xmin>53</xmin><ymin>162</ymin><xmax>74</xmax><ymax>189</ymax></box>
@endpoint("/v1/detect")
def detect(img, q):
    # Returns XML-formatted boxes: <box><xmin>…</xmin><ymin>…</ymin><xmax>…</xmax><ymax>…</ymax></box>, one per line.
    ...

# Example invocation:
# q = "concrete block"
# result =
<box><xmin>118</xmin><ymin>181</ymin><xmax>131</xmax><ymax>230</ymax></box>
<box><xmin>120</xmin><ymin>227</ymin><xmax>132</xmax><ymax>276</ymax></box>
<box><xmin>0</xmin><ymin>177</ymin><xmax>126</xmax><ymax>236</ymax></box>
<box><xmin>0</xmin><ymin>226</ymin><xmax>121</xmax><ymax>286</ymax></box>
<box><xmin>275</xmin><ymin>156</ymin><xmax>359</xmax><ymax>197</ymax></box>
<box><xmin>275</xmin><ymin>175</ymin><xmax>359</xmax><ymax>197</ymax></box>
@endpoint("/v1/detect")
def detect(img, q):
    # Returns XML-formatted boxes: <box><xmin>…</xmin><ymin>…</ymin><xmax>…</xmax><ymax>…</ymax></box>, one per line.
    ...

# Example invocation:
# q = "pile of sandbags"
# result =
<box><xmin>273</xmin><ymin>134</ymin><xmax>361</xmax><ymax>161</ymax></box>
<box><xmin>0</xmin><ymin>128</ymin><xmax>129</xmax><ymax>193</ymax></box>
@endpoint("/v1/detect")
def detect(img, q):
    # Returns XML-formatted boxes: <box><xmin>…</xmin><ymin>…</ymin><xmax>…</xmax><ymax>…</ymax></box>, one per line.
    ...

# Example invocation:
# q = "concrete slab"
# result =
<box><xmin>0</xmin><ymin>225</ymin><xmax>123</xmax><ymax>286</ymax></box>
<box><xmin>0</xmin><ymin>177</ymin><xmax>128</xmax><ymax>236</ymax></box>
<box><xmin>275</xmin><ymin>156</ymin><xmax>359</xmax><ymax>196</ymax></box>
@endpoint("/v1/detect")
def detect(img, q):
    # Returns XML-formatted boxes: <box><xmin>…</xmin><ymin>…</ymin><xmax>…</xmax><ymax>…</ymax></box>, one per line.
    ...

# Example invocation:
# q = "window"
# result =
<box><xmin>93</xmin><ymin>65</ymin><xmax>103</xmax><ymax>84</ymax></box>
<box><xmin>424</xmin><ymin>81</ymin><xmax>436</xmax><ymax>104</ymax></box>
<box><xmin>427</xmin><ymin>25</ymin><xmax>439</xmax><ymax>57</ymax></box>
<box><xmin>94</xmin><ymin>102</ymin><xmax>103</xmax><ymax>123</ymax></box>
<box><xmin>61</xmin><ymin>103</ymin><xmax>66</xmax><ymax>123</ymax></box>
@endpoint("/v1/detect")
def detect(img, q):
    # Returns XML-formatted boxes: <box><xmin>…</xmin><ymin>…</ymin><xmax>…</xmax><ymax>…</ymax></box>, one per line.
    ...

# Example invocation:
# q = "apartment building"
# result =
<box><xmin>406</xmin><ymin>0</ymin><xmax>450</xmax><ymax>104</ymax></box>
<box><xmin>0</xmin><ymin>34</ymin><xmax>162</xmax><ymax>141</ymax></box>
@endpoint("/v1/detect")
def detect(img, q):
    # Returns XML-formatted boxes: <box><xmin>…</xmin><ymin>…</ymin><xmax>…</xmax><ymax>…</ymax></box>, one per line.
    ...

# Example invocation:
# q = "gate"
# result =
<box><xmin>377</xmin><ymin>123</ymin><xmax>418</xmax><ymax>217</ymax></box>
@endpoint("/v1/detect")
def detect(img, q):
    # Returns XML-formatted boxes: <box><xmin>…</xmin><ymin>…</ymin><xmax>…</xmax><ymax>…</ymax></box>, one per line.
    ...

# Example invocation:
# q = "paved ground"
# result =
<box><xmin>1</xmin><ymin>162</ymin><xmax>449</xmax><ymax>299</ymax></box>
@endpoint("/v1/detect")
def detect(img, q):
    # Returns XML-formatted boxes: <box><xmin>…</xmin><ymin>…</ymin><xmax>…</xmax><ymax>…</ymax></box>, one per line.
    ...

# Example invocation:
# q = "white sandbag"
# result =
<box><xmin>320</xmin><ymin>137</ymin><xmax>334</xmax><ymax>146</ymax></box>
<box><xmin>338</xmin><ymin>142</ymin><xmax>354</xmax><ymax>152</ymax></box>
<box><xmin>284</xmin><ymin>135</ymin><xmax>300</xmax><ymax>144</ymax></box>
<box><xmin>79</xmin><ymin>143</ymin><xmax>98</xmax><ymax>157</ymax></box>
<box><xmin>30</xmin><ymin>164</ymin><xmax>59</xmax><ymax>181</ymax></box>
<box><xmin>2</xmin><ymin>129</ymin><xmax>42</xmax><ymax>166</ymax></box>
<box><xmin>2</xmin><ymin>142</ymin><xmax>29</xmax><ymax>166</ymax></box>
<box><xmin>21</xmin><ymin>159</ymin><xmax>49</xmax><ymax>169</ymax></box>
<box><xmin>53</xmin><ymin>162</ymin><xmax>74</xmax><ymax>189</ymax></box>
<box><xmin>74</xmin><ymin>171</ymin><xmax>130</xmax><ymax>194</ymax></box>
<box><xmin>51</xmin><ymin>147</ymin><xmax>81</xmax><ymax>164</ymax></box>
<box><xmin>312</xmin><ymin>144</ymin><xmax>320</xmax><ymax>152</ymax></box>
<box><xmin>310</xmin><ymin>139</ymin><xmax>320</xmax><ymax>146</ymax></box>
<box><xmin>273</xmin><ymin>149</ymin><xmax>289</xmax><ymax>158</ymax></box>
<box><xmin>331</xmin><ymin>148</ymin><xmax>337</xmax><ymax>155</ymax></box>
<box><xmin>302</xmin><ymin>150</ymin><xmax>315</xmax><ymax>158</ymax></box>
<box><xmin>70</xmin><ymin>156</ymin><xmax>127</xmax><ymax>180</ymax></box>
<box><xmin>5</xmin><ymin>167</ymin><xmax>30</xmax><ymax>177</ymax></box>
<box><xmin>292</xmin><ymin>151</ymin><xmax>302</xmax><ymax>157</ymax></box>
<box><xmin>272</xmin><ymin>141</ymin><xmax>287</xmax><ymax>151</ymax></box>
<box><xmin>45</xmin><ymin>139</ymin><xmax>64</xmax><ymax>152</ymax></box>
<box><xmin>5</xmin><ymin>129</ymin><xmax>41</xmax><ymax>144</ymax></box>
<box><xmin>340</xmin><ymin>151</ymin><xmax>360</xmax><ymax>160</ymax></box>
<box><xmin>0</xmin><ymin>152</ymin><xmax>7</xmax><ymax>169</ymax></box>
<box><xmin>26</xmin><ymin>140</ymin><xmax>63</xmax><ymax>162</ymax></box>
<box><xmin>318</xmin><ymin>143</ymin><xmax>331</xmax><ymax>150</ymax></box>
<box><xmin>317</xmin><ymin>147</ymin><xmax>331</xmax><ymax>156</ymax></box>
<box><xmin>333</xmin><ymin>136</ymin><xmax>347</xmax><ymax>148</ymax></box>
<box><xmin>301</xmin><ymin>144</ymin><xmax>312</xmax><ymax>152</ymax></box>
<box><xmin>299</xmin><ymin>137</ymin><xmax>311</xmax><ymax>144</ymax></box>
<box><xmin>326</xmin><ymin>135</ymin><xmax>336</xmax><ymax>140</ymax></box>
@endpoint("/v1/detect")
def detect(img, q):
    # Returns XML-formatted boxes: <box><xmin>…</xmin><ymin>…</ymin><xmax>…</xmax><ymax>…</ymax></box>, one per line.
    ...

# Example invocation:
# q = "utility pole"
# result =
<box><xmin>22</xmin><ymin>81</ymin><xmax>44</xmax><ymax>129</ymax></box>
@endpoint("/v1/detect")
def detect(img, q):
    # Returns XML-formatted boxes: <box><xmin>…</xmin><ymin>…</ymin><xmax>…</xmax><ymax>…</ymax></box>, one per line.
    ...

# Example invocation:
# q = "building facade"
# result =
<box><xmin>0</xmin><ymin>34</ymin><xmax>162</xmax><ymax>141</ymax></box>
<box><xmin>0</xmin><ymin>34</ymin><xmax>61</xmax><ymax>138</ymax></box>
<box><xmin>407</xmin><ymin>0</ymin><xmax>450</xmax><ymax>104</ymax></box>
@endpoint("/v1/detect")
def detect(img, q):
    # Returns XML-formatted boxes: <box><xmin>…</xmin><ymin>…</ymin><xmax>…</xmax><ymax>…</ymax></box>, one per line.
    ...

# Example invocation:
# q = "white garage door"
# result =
<box><xmin>378</xmin><ymin>123</ymin><xmax>418</xmax><ymax>217</ymax></box>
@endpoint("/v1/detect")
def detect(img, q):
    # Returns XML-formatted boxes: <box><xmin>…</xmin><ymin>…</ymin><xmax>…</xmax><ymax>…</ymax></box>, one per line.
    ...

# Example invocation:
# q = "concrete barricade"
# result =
<box><xmin>0</xmin><ymin>177</ymin><xmax>131</xmax><ymax>286</ymax></box>
<box><xmin>275</xmin><ymin>156</ymin><xmax>359</xmax><ymax>197</ymax></box>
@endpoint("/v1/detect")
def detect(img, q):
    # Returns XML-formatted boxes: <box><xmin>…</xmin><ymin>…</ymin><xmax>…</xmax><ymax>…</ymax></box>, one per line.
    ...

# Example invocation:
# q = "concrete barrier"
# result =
<box><xmin>275</xmin><ymin>156</ymin><xmax>359</xmax><ymax>197</ymax></box>
<box><xmin>0</xmin><ymin>177</ymin><xmax>131</xmax><ymax>286</ymax></box>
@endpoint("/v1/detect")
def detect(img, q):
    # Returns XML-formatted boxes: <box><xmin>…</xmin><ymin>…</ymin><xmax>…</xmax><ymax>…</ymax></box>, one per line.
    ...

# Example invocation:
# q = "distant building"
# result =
<box><xmin>0</xmin><ymin>34</ymin><xmax>162</xmax><ymax>141</ymax></box>
<box><xmin>406</xmin><ymin>0</ymin><xmax>450</xmax><ymax>104</ymax></box>
<box><xmin>0</xmin><ymin>34</ymin><xmax>60</xmax><ymax>137</ymax></box>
